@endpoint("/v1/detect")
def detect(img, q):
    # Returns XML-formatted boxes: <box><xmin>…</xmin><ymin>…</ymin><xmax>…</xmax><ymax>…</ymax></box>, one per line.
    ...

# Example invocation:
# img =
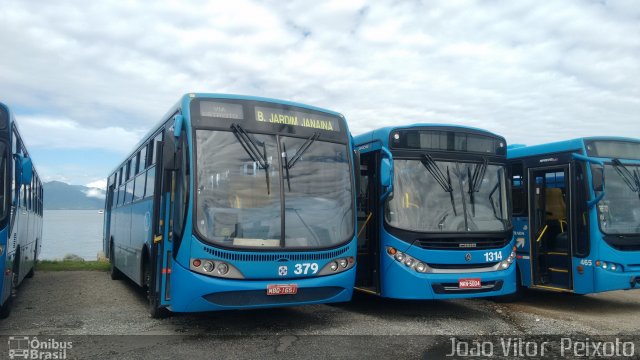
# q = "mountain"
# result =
<box><xmin>43</xmin><ymin>181</ymin><xmax>106</xmax><ymax>210</ymax></box>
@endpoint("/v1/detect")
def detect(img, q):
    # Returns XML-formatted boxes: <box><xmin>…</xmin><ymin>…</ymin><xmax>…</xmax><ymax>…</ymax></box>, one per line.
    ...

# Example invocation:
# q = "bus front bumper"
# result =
<box><xmin>380</xmin><ymin>261</ymin><xmax>516</xmax><ymax>300</ymax></box>
<box><xmin>593</xmin><ymin>266</ymin><xmax>640</xmax><ymax>293</ymax></box>
<box><xmin>168</xmin><ymin>260</ymin><xmax>355</xmax><ymax>312</ymax></box>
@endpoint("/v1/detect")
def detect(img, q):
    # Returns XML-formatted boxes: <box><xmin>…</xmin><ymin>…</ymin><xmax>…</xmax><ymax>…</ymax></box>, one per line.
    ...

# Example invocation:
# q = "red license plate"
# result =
<box><xmin>267</xmin><ymin>284</ymin><xmax>298</xmax><ymax>295</ymax></box>
<box><xmin>459</xmin><ymin>278</ymin><xmax>482</xmax><ymax>289</ymax></box>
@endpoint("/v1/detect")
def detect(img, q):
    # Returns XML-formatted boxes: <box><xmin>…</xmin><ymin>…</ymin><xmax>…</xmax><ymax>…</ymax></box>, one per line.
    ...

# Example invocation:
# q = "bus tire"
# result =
<box><xmin>109</xmin><ymin>242</ymin><xmax>123</xmax><ymax>280</ymax></box>
<box><xmin>144</xmin><ymin>258</ymin><xmax>169</xmax><ymax>319</ymax></box>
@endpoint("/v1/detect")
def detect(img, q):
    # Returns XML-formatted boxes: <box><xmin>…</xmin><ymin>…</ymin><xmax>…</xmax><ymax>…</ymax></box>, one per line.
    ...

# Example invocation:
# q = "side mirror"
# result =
<box><xmin>173</xmin><ymin>115</ymin><xmax>184</xmax><ymax>139</ymax></box>
<box><xmin>379</xmin><ymin>148</ymin><xmax>394</xmax><ymax>200</ymax></box>
<box><xmin>572</xmin><ymin>153</ymin><xmax>605</xmax><ymax>209</ymax></box>
<box><xmin>591</xmin><ymin>165</ymin><xmax>604</xmax><ymax>192</ymax></box>
<box><xmin>22</xmin><ymin>157</ymin><xmax>33</xmax><ymax>185</ymax></box>
<box><xmin>162</xmin><ymin>135</ymin><xmax>178</xmax><ymax>171</ymax></box>
<box><xmin>380</xmin><ymin>158</ymin><xmax>392</xmax><ymax>188</ymax></box>
<box><xmin>19</xmin><ymin>156</ymin><xmax>33</xmax><ymax>185</ymax></box>
<box><xmin>353</xmin><ymin>149</ymin><xmax>361</xmax><ymax>198</ymax></box>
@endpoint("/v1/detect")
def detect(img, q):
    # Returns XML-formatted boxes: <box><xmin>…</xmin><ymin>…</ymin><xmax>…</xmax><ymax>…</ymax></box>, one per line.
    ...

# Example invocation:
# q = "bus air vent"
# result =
<box><xmin>201</xmin><ymin>245</ymin><xmax>350</xmax><ymax>262</ymax></box>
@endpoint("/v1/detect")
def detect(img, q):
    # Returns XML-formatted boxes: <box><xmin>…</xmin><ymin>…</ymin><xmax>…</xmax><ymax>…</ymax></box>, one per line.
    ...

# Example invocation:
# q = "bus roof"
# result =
<box><xmin>353</xmin><ymin>123</ymin><xmax>504</xmax><ymax>148</ymax></box>
<box><xmin>507</xmin><ymin>136</ymin><xmax>640</xmax><ymax>159</ymax></box>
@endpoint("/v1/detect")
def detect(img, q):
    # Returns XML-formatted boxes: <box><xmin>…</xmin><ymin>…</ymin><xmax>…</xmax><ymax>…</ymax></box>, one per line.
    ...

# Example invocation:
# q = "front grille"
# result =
<box><xmin>203</xmin><ymin>286</ymin><xmax>344</xmax><ymax>306</ymax></box>
<box><xmin>427</xmin><ymin>262</ymin><xmax>499</xmax><ymax>270</ymax></box>
<box><xmin>202</xmin><ymin>245</ymin><xmax>350</xmax><ymax>262</ymax></box>
<box><xmin>415</xmin><ymin>237</ymin><xmax>509</xmax><ymax>250</ymax></box>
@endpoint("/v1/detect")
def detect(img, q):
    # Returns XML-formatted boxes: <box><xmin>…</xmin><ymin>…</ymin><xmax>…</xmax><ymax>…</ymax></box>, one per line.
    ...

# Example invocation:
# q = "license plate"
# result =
<box><xmin>267</xmin><ymin>284</ymin><xmax>298</xmax><ymax>295</ymax></box>
<box><xmin>459</xmin><ymin>278</ymin><xmax>482</xmax><ymax>289</ymax></box>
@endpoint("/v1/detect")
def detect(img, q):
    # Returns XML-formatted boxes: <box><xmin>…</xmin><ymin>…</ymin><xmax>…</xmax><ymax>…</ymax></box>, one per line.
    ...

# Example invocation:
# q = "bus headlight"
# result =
<box><xmin>217</xmin><ymin>263</ymin><xmax>229</xmax><ymax>275</ymax></box>
<box><xmin>318</xmin><ymin>257</ymin><xmax>355</xmax><ymax>275</ymax></box>
<box><xmin>387</xmin><ymin>247</ymin><xmax>429</xmax><ymax>274</ymax></box>
<box><xmin>190</xmin><ymin>258</ymin><xmax>244</xmax><ymax>279</ymax></box>
<box><xmin>330</xmin><ymin>261</ymin><xmax>339</xmax><ymax>271</ymax></box>
<box><xmin>498</xmin><ymin>248</ymin><xmax>516</xmax><ymax>270</ymax></box>
<box><xmin>596</xmin><ymin>260</ymin><xmax>622</xmax><ymax>272</ymax></box>
<box><xmin>203</xmin><ymin>261</ymin><xmax>215</xmax><ymax>272</ymax></box>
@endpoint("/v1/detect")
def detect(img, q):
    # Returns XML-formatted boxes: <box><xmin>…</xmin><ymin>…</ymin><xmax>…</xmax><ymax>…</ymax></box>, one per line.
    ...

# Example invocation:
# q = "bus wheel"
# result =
<box><xmin>109</xmin><ymin>243</ymin><xmax>123</xmax><ymax>280</ymax></box>
<box><xmin>144</xmin><ymin>259</ymin><xmax>169</xmax><ymax>319</ymax></box>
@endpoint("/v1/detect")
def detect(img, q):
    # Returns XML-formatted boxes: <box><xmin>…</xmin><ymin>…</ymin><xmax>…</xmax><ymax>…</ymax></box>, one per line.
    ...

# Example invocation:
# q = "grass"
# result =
<box><xmin>36</xmin><ymin>260</ymin><xmax>110</xmax><ymax>272</ymax></box>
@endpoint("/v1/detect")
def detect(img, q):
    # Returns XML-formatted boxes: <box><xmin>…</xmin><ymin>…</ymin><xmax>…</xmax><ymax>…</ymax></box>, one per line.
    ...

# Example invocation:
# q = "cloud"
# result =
<box><xmin>86</xmin><ymin>179</ymin><xmax>107</xmax><ymax>190</ymax></box>
<box><xmin>83</xmin><ymin>188</ymin><xmax>105</xmax><ymax>199</ymax></box>
<box><xmin>0</xmin><ymin>0</ymin><xmax>639</xmax><ymax>185</ymax></box>
<box><xmin>17</xmin><ymin>115</ymin><xmax>142</xmax><ymax>154</ymax></box>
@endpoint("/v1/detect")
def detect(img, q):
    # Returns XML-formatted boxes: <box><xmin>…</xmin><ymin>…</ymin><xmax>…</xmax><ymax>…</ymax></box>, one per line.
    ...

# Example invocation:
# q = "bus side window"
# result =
<box><xmin>139</xmin><ymin>145</ymin><xmax>147</xmax><ymax>173</ymax></box>
<box><xmin>511</xmin><ymin>162</ymin><xmax>527</xmax><ymax>216</ymax></box>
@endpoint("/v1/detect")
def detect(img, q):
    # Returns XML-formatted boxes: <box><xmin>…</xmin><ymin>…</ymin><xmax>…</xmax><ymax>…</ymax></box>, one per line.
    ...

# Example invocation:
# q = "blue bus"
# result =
<box><xmin>0</xmin><ymin>103</ymin><xmax>44</xmax><ymax>318</ymax></box>
<box><xmin>353</xmin><ymin>124</ymin><xmax>516</xmax><ymax>299</ymax></box>
<box><xmin>508</xmin><ymin>137</ymin><xmax>640</xmax><ymax>294</ymax></box>
<box><xmin>103</xmin><ymin>93</ymin><xmax>357</xmax><ymax>317</ymax></box>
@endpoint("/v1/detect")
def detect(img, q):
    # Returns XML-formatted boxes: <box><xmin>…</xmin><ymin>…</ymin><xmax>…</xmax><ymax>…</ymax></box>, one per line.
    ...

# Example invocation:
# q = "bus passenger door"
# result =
<box><xmin>529</xmin><ymin>165</ymin><xmax>573</xmax><ymax>290</ymax></box>
<box><xmin>150</xmin><ymin>135</ymin><xmax>174</xmax><ymax>311</ymax></box>
<box><xmin>355</xmin><ymin>151</ymin><xmax>380</xmax><ymax>294</ymax></box>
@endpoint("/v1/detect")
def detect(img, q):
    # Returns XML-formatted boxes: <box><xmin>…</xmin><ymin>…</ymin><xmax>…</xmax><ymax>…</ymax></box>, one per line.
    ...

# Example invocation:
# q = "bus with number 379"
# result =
<box><xmin>103</xmin><ymin>93</ymin><xmax>358</xmax><ymax>317</ymax></box>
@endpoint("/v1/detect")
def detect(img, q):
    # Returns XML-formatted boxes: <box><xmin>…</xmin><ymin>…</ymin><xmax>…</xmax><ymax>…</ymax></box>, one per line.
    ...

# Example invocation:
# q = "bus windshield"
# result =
<box><xmin>598</xmin><ymin>162</ymin><xmax>640</xmax><ymax>234</ymax></box>
<box><xmin>385</xmin><ymin>159</ymin><xmax>510</xmax><ymax>232</ymax></box>
<box><xmin>195</xmin><ymin>129</ymin><xmax>353</xmax><ymax>249</ymax></box>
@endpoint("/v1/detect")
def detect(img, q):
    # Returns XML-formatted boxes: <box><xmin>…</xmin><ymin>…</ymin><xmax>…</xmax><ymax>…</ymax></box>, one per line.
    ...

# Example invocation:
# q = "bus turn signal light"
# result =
<box><xmin>387</xmin><ymin>247</ymin><xmax>397</xmax><ymax>255</ymax></box>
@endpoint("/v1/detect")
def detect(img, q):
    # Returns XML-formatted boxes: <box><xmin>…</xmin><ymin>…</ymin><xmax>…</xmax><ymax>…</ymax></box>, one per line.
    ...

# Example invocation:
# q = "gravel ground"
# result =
<box><xmin>0</xmin><ymin>271</ymin><xmax>638</xmax><ymax>358</ymax></box>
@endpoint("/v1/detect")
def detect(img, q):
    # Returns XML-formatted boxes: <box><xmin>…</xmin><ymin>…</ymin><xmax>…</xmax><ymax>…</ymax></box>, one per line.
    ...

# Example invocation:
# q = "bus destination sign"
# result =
<box><xmin>199</xmin><ymin>101</ymin><xmax>244</xmax><ymax>120</ymax></box>
<box><xmin>255</xmin><ymin>106</ymin><xmax>340</xmax><ymax>132</ymax></box>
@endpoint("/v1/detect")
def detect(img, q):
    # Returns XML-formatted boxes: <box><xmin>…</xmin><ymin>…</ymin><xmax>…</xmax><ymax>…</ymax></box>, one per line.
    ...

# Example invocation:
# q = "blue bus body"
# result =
<box><xmin>0</xmin><ymin>103</ymin><xmax>44</xmax><ymax>318</ymax></box>
<box><xmin>508</xmin><ymin>137</ymin><xmax>640</xmax><ymax>294</ymax></box>
<box><xmin>354</xmin><ymin>124</ymin><xmax>516</xmax><ymax>299</ymax></box>
<box><xmin>103</xmin><ymin>93</ymin><xmax>357</xmax><ymax>316</ymax></box>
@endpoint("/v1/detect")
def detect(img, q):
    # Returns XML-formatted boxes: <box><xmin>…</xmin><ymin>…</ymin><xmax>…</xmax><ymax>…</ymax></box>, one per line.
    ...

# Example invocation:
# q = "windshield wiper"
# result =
<box><xmin>420</xmin><ymin>154</ymin><xmax>457</xmax><ymax>215</ymax></box>
<box><xmin>467</xmin><ymin>158</ymin><xmax>488</xmax><ymax>216</ymax></box>
<box><xmin>282</xmin><ymin>132</ymin><xmax>320</xmax><ymax>191</ymax></box>
<box><xmin>612</xmin><ymin>159</ymin><xmax>640</xmax><ymax>196</ymax></box>
<box><xmin>230</xmin><ymin>124</ymin><xmax>271</xmax><ymax>194</ymax></box>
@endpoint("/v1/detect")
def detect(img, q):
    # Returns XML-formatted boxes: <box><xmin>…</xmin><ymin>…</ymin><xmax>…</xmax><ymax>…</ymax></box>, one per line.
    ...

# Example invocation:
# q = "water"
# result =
<box><xmin>41</xmin><ymin>210</ymin><xmax>104</xmax><ymax>260</ymax></box>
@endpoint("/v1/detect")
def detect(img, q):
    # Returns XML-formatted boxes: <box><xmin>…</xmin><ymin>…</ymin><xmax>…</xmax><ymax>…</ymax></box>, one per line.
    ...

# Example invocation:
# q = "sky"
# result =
<box><xmin>1</xmin><ymin>0</ymin><xmax>639</xmax><ymax>189</ymax></box>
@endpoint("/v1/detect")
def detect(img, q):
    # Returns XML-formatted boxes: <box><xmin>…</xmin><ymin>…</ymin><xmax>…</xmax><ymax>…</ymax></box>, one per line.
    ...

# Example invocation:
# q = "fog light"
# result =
<box><xmin>395</xmin><ymin>252</ymin><xmax>405</xmax><ymax>262</ymax></box>
<box><xmin>415</xmin><ymin>262</ymin><xmax>426</xmax><ymax>273</ymax></box>
<box><xmin>217</xmin><ymin>263</ymin><xmax>229</xmax><ymax>275</ymax></box>
<box><xmin>338</xmin><ymin>258</ymin><xmax>348</xmax><ymax>268</ymax></box>
<box><xmin>330</xmin><ymin>261</ymin><xmax>339</xmax><ymax>271</ymax></box>
<box><xmin>203</xmin><ymin>261</ymin><xmax>215</xmax><ymax>272</ymax></box>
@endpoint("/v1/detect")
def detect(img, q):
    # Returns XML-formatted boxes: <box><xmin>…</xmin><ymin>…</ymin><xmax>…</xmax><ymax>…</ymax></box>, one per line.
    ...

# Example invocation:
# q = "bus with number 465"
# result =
<box><xmin>508</xmin><ymin>137</ymin><xmax>640</xmax><ymax>295</ymax></box>
<box><xmin>353</xmin><ymin>124</ymin><xmax>516</xmax><ymax>299</ymax></box>
<box><xmin>0</xmin><ymin>102</ymin><xmax>44</xmax><ymax>318</ymax></box>
<box><xmin>103</xmin><ymin>93</ymin><xmax>357</xmax><ymax>317</ymax></box>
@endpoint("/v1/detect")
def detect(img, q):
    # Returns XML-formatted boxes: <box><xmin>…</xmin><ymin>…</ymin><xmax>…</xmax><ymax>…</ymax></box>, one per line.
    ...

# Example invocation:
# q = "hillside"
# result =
<box><xmin>43</xmin><ymin>181</ymin><xmax>106</xmax><ymax>210</ymax></box>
